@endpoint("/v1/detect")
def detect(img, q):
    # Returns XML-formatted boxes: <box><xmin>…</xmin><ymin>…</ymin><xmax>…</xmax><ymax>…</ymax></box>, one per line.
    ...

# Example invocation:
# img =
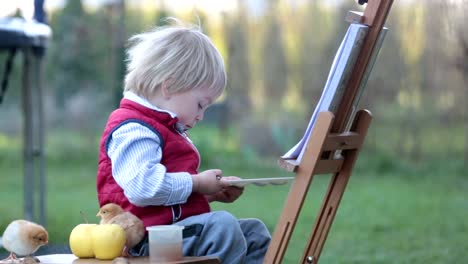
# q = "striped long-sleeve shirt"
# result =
<box><xmin>107</xmin><ymin>92</ymin><xmax>194</xmax><ymax>207</ymax></box>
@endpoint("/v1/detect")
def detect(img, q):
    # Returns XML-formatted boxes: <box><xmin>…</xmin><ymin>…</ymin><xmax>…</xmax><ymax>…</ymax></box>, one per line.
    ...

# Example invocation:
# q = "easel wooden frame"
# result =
<box><xmin>264</xmin><ymin>1</ymin><xmax>394</xmax><ymax>263</ymax></box>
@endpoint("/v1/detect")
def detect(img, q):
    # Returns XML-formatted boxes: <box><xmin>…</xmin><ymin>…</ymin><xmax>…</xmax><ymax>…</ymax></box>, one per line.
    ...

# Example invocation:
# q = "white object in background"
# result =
<box><xmin>0</xmin><ymin>17</ymin><xmax>52</xmax><ymax>40</ymax></box>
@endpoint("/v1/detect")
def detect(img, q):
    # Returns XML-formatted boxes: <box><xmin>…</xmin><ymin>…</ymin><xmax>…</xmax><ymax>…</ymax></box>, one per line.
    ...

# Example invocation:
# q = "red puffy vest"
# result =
<box><xmin>96</xmin><ymin>99</ymin><xmax>210</xmax><ymax>226</ymax></box>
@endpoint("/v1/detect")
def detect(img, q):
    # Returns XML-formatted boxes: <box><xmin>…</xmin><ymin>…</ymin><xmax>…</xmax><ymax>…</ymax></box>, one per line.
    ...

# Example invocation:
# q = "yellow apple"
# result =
<box><xmin>69</xmin><ymin>224</ymin><xmax>98</xmax><ymax>258</ymax></box>
<box><xmin>91</xmin><ymin>224</ymin><xmax>126</xmax><ymax>260</ymax></box>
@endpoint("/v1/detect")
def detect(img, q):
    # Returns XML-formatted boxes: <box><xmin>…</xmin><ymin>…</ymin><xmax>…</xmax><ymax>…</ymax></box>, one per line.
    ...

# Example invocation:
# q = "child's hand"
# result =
<box><xmin>205</xmin><ymin>176</ymin><xmax>244</xmax><ymax>203</ymax></box>
<box><xmin>192</xmin><ymin>169</ymin><xmax>223</xmax><ymax>194</ymax></box>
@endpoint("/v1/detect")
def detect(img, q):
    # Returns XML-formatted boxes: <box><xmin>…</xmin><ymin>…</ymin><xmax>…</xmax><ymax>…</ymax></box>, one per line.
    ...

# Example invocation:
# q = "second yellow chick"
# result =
<box><xmin>96</xmin><ymin>203</ymin><xmax>145</xmax><ymax>256</ymax></box>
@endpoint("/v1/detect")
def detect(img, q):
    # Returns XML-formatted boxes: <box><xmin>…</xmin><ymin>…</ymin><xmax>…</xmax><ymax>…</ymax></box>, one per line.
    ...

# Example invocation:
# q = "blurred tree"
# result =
<box><xmin>49</xmin><ymin>0</ymin><xmax>97</xmax><ymax>110</ymax></box>
<box><xmin>297</xmin><ymin>0</ymin><xmax>339</xmax><ymax>117</ymax></box>
<box><xmin>223</xmin><ymin>0</ymin><xmax>252</xmax><ymax>128</ymax></box>
<box><xmin>247</xmin><ymin>0</ymin><xmax>289</xmax><ymax>155</ymax></box>
<box><xmin>364</xmin><ymin>5</ymin><xmax>404</xmax><ymax>152</ymax></box>
<box><xmin>421</xmin><ymin>0</ymin><xmax>456</xmax><ymax>156</ymax></box>
<box><xmin>450</xmin><ymin>0</ymin><xmax>468</xmax><ymax>162</ymax></box>
<box><xmin>86</xmin><ymin>5</ymin><xmax>118</xmax><ymax>103</ymax></box>
<box><xmin>396</xmin><ymin>3</ymin><xmax>425</xmax><ymax>161</ymax></box>
<box><xmin>365</xmin><ymin>5</ymin><xmax>404</xmax><ymax>105</ymax></box>
<box><xmin>262</xmin><ymin>0</ymin><xmax>288</xmax><ymax>114</ymax></box>
<box><xmin>106</xmin><ymin>0</ymin><xmax>127</xmax><ymax>107</ymax></box>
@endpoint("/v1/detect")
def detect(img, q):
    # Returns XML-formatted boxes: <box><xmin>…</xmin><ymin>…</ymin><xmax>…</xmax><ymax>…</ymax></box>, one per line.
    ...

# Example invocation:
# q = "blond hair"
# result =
<box><xmin>124</xmin><ymin>18</ymin><xmax>226</xmax><ymax>99</ymax></box>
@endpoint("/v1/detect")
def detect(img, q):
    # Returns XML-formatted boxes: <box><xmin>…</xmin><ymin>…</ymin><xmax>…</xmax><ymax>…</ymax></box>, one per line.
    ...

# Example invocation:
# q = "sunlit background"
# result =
<box><xmin>1</xmin><ymin>0</ymin><xmax>467</xmax><ymax>263</ymax></box>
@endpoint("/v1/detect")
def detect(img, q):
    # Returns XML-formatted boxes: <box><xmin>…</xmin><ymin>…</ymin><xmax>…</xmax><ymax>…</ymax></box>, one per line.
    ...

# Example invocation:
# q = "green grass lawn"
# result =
<box><xmin>214</xmin><ymin>171</ymin><xmax>468</xmax><ymax>263</ymax></box>
<box><xmin>1</xmin><ymin>144</ymin><xmax>467</xmax><ymax>263</ymax></box>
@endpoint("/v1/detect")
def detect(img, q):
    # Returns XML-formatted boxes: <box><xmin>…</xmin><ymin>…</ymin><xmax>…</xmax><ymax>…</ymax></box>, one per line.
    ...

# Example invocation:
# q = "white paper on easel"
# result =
<box><xmin>282</xmin><ymin>24</ymin><xmax>369</xmax><ymax>161</ymax></box>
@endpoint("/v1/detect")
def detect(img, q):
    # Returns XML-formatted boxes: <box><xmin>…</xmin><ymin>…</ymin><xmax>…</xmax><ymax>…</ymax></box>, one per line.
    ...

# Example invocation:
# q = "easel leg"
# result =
<box><xmin>264</xmin><ymin>112</ymin><xmax>335</xmax><ymax>264</ymax></box>
<box><xmin>301</xmin><ymin>160</ymin><xmax>357</xmax><ymax>263</ymax></box>
<box><xmin>301</xmin><ymin>110</ymin><xmax>372</xmax><ymax>263</ymax></box>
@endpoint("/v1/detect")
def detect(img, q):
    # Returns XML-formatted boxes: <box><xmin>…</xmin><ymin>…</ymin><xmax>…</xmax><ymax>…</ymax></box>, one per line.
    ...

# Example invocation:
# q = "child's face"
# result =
<box><xmin>161</xmin><ymin>88</ymin><xmax>216</xmax><ymax>130</ymax></box>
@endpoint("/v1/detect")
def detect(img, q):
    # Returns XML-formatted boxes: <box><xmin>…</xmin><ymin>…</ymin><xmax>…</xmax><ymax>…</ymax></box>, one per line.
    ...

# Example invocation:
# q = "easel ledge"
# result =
<box><xmin>278</xmin><ymin>129</ymin><xmax>366</xmax><ymax>175</ymax></box>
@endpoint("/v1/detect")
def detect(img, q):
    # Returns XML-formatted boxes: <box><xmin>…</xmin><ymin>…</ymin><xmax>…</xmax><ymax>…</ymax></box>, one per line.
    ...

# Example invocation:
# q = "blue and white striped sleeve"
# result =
<box><xmin>107</xmin><ymin>122</ymin><xmax>193</xmax><ymax>207</ymax></box>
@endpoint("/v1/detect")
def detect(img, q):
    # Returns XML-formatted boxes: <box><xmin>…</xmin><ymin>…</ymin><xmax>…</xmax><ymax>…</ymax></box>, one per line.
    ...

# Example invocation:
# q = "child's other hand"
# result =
<box><xmin>192</xmin><ymin>169</ymin><xmax>223</xmax><ymax>194</ymax></box>
<box><xmin>206</xmin><ymin>176</ymin><xmax>244</xmax><ymax>203</ymax></box>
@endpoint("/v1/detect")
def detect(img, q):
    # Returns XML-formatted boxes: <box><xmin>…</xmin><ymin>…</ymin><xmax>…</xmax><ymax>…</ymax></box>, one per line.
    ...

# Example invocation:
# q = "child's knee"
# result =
<box><xmin>252</xmin><ymin>219</ymin><xmax>271</xmax><ymax>237</ymax></box>
<box><xmin>241</xmin><ymin>218</ymin><xmax>271</xmax><ymax>236</ymax></box>
<box><xmin>207</xmin><ymin>211</ymin><xmax>245</xmax><ymax>237</ymax></box>
<box><xmin>208</xmin><ymin>210</ymin><xmax>238</xmax><ymax>227</ymax></box>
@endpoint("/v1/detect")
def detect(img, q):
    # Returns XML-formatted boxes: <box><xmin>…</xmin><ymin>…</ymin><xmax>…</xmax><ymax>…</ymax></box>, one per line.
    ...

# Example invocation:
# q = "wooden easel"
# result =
<box><xmin>264</xmin><ymin>1</ymin><xmax>394</xmax><ymax>263</ymax></box>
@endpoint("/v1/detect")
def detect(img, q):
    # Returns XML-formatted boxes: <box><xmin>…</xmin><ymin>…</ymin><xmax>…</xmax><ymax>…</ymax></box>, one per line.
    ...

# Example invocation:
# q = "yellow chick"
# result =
<box><xmin>96</xmin><ymin>203</ymin><xmax>145</xmax><ymax>256</ymax></box>
<box><xmin>1</xmin><ymin>219</ymin><xmax>48</xmax><ymax>261</ymax></box>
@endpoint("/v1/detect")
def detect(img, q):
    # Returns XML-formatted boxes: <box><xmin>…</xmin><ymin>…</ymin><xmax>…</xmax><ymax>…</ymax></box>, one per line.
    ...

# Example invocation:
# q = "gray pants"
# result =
<box><xmin>130</xmin><ymin>211</ymin><xmax>271</xmax><ymax>264</ymax></box>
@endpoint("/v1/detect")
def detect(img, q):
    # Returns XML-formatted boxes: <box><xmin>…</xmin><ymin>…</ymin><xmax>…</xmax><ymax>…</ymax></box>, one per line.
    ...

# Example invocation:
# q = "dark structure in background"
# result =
<box><xmin>0</xmin><ymin>0</ymin><xmax>51</xmax><ymax>226</ymax></box>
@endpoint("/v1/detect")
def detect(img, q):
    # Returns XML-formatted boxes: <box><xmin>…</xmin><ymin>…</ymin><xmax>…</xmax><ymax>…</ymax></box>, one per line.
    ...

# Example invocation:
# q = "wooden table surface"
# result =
<box><xmin>36</xmin><ymin>254</ymin><xmax>220</xmax><ymax>264</ymax></box>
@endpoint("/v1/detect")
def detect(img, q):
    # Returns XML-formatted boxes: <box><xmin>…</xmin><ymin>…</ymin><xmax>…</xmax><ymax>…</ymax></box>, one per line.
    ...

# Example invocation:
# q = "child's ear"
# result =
<box><xmin>160</xmin><ymin>81</ymin><xmax>171</xmax><ymax>99</ymax></box>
